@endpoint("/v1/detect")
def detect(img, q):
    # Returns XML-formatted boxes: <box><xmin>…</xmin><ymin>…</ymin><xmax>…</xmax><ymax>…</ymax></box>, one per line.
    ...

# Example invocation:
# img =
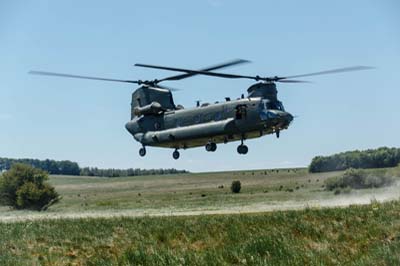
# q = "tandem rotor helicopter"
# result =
<box><xmin>30</xmin><ymin>60</ymin><xmax>372</xmax><ymax>159</ymax></box>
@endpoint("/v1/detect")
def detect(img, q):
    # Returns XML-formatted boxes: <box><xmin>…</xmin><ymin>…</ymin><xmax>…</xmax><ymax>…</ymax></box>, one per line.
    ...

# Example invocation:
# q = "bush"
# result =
<box><xmin>231</xmin><ymin>180</ymin><xmax>241</xmax><ymax>193</ymax></box>
<box><xmin>0</xmin><ymin>163</ymin><xmax>59</xmax><ymax>210</ymax></box>
<box><xmin>325</xmin><ymin>168</ymin><xmax>394</xmax><ymax>192</ymax></box>
<box><xmin>342</xmin><ymin>168</ymin><xmax>367</xmax><ymax>189</ymax></box>
<box><xmin>342</xmin><ymin>186</ymin><xmax>352</xmax><ymax>194</ymax></box>
<box><xmin>334</xmin><ymin>189</ymin><xmax>341</xmax><ymax>195</ymax></box>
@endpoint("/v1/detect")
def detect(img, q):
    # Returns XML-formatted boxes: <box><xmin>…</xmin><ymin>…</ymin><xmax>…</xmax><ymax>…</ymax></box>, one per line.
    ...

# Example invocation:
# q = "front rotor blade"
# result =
<box><xmin>134</xmin><ymin>63</ymin><xmax>258</xmax><ymax>80</ymax></box>
<box><xmin>158</xmin><ymin>59</ymin><xmax>250</xmax><ymax>82</ymax></box>
<box><xmin>282</xmin><ymin>66</ymin><xmax>374</xmax><ymax>79</ymax></box>
<box><xmin>29</xmin><ymin>71</ymin><xmax>140</xmax><ymax>84</ymax></box>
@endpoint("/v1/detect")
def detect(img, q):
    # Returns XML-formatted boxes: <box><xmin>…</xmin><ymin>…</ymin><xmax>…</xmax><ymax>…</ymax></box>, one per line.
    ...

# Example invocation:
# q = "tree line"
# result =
<box><xmin>0</xmin><ymin>157</ymin><xmax>187</xmax><ymax>177</ymax></box>
<box><xmin>79</xmin><ymin>167</ymin><xmax>187</xmax><ymax>177</ymax></box>
<box><xmin>0</xmin><ymin>158</ymin><xmax>80</xmax><ymax>175</ymax></box>
<box><xmin>309</xmin><ymin>147</ymin><xmax>400</xmax><ymax>173</ymax></box>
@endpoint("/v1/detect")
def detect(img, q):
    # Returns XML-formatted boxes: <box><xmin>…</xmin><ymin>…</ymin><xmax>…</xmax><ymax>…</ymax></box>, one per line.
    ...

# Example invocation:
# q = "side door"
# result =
<box><xmin>235</xmin><ymin>104</ymin><xmax>248</xmax><ymax>120</ymax></box>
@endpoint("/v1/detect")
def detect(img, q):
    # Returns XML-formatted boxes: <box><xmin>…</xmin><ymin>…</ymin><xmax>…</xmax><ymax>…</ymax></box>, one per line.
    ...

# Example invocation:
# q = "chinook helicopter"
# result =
<box><xmin>30</xmin><ymin>60</ymin><xmax>372</xmax><ymax>159</ymax></box>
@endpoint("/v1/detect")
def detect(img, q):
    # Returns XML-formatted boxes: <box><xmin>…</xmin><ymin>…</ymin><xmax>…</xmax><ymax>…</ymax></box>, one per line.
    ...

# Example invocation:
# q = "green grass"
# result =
<box><xmin>1</xmin><ymin>166</ymin><xmax>399</xmax><ymax>265</ymax></box>
<box><xmin>1</xmin><ymin>200</ymin><xmax>399</xmax><ymax>265</ymax></box>
<box><xmin>2</xmin><ymin>168</ymin><xmax>340</xmax><ymax>213</ymax></box>
<box><xmin>1</xmin><ymin>166</ymin><xmax>399</xmax><ymax>218</ymax></box>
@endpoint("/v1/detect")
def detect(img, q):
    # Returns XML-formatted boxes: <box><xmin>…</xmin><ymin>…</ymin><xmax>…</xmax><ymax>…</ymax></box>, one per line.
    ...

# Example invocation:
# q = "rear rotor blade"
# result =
<box><xmin>158</xmin><ymin>59</ymin><xmax>250</xmax><ymax>82</ymax></box>
<box><xmin>29</xmin><ymin>70</ymin><xmax>140</xmax><ymax>84</ymax></box>
<box><xmin>282</xmin><ymin>66</ymin><xmax>375</xmax><ymax>79</ymax></box>
<box><xmin>134</xmin><ymin>63</ymin><xmax>258</xmax><ymax>80</ymax></box>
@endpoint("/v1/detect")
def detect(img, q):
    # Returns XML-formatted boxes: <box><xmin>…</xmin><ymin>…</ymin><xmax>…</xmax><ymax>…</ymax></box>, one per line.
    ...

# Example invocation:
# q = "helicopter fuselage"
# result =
<box><xmin>125</xmin><ymin>96</ymin><xmax>293</xmax><ymax>150</ymax></box>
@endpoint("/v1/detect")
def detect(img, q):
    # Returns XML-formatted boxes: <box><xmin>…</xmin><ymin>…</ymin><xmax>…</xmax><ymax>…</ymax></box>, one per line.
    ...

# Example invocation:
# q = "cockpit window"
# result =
<box><xmin>263</xmin><ymin>100</ymin><xmax>285</xmax><ymax>111</ymax></box>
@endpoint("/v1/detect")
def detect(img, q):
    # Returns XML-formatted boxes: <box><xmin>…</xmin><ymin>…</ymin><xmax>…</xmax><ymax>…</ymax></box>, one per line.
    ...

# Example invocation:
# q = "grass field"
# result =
<box><xmin>1</xmin><ymin>167</ymin><xmax>399</xmax><ymax>221</ymax></box>
<box><xmin>48</xmin><ymin>167</ymin><xmax>337</xmax><ymax>212</ymax></box>
<box><xmin>0</xmin><ymin>167</ymin><xmax>399</xmax><ymax>265</ymax></box>
<box><xmin>1</xmin><ymin>200</ymin><xmax>399</xmax><ymax>265</ymax></box>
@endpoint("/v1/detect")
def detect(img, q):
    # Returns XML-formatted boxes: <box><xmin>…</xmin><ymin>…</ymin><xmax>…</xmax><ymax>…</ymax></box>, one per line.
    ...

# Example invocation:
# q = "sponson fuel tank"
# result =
<box><xmin>137</xmin><ymin>118</ymin><xmax>236</xmax><ymax>146</ymax></box>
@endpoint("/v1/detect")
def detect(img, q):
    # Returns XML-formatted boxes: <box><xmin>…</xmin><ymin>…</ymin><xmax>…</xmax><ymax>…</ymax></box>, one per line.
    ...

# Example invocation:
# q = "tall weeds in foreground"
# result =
<box><xmin>1</xmin><ymin>200</ymin><xmax>400</xmax><ymax>265</ymax></box>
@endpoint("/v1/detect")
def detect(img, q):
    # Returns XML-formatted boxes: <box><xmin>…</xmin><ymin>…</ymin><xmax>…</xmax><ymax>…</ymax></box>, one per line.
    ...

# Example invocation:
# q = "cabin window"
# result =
<box><xmin>194</xmin><ymin>115</ymin><xmax>201</xmax><ymax>124</ymax></box>
<box><xmin>215</xmin><ymin>112</ymin><xmax>222</xmax><ymax>121</ymax></box>
<box><xmin>204</xmin><ymin>113</ymin><xmax>213</xmax><ymax>122</ymax></box>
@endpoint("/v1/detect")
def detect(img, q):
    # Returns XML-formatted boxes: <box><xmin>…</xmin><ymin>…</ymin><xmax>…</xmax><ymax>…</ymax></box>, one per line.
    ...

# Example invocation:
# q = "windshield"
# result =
<box><xmin>263</xmin><ymin>100</ymin><xmax>285</xmax><ymax>111</ymax></box>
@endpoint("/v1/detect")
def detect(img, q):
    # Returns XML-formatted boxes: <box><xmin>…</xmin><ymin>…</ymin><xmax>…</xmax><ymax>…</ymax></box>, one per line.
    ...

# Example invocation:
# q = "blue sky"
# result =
<box><xmin>1</xmin><ymin>0</ymin><xmax>399</xmax><ymax>172</ymax></box>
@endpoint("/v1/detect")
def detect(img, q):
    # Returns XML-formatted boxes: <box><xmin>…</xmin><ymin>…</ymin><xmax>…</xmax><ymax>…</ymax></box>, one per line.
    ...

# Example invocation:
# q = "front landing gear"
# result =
<box><xmin>205</xmin><ymin>142</ymin><xmax>217</xmax><ymax>152</ymax></box>
<box><xmin>139</xmin><ymin>147</ymin><xmax>146</xmax><ymax>157</ymax></box>
<box><xmin>173</xmin><ymin>149</ymin><xmax>180</xmax><ymax>160</ymax></box>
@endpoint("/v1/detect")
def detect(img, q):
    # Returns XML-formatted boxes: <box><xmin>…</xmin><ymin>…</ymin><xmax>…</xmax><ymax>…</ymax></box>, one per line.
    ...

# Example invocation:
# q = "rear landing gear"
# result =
<box><xmin>173</xmin><ymin>149</ymin><xmax>180</xmax><ymax>160</ymax></box>
<box><xmin>205</xmin><ymin>142</ymin><xmax>217</xmax><ymax>152</ymax></box>
<box><xmin>139</xmin><ymin>147</ymin><xmax>146</xmax><ymax>157</ymax></box>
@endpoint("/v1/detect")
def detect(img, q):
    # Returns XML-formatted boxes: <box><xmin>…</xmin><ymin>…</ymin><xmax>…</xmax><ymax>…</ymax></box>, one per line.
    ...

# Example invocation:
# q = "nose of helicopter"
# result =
<box><xmin>283</xmin><ymin>112</ymin><xmax>294</xmax><ymax>124</ymax></box>
<box><xmin>263</xmin><ymin>110</ymin><xmax>293</xmax><ymax>123</ymax></box>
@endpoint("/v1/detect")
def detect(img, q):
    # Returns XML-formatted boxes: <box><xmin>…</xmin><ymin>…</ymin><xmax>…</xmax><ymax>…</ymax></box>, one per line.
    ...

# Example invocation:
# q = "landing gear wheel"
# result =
<box><xmin>211</xmin><ymin>142</ymin><xmax>217</xmax><ymax>152</ymax></box>
<box><xmin>276</xmin><ymin>130</ymin><xmax>280</xmax><ymax>139</ymax></box>
<box><xmin>139</xmin><ymin>147</ymin><xmax>146</xmax><ymax>157</ymax></box>
<box><xmin>173</xmin><ymin>149</ymin><xmax>180</xmax><ymax>160</ymax></box>
<box><xmin>237</xmin><ymin>145</ymin><xmax>248</xmax><ymax>155</ymax></box>
<box><xmin>242</xmin><ymin>145</ymin><xmax>248</xmax><ymax>154</ymax></box>
<box><xmin>205</xmin><ymin>142</ymin><xmax>217</xmax><ymax>152</ymax></box>
<box><xmin>205</xmin><ymin>143</ymin><xmax>212</xmax><ymax>152</ymax></box>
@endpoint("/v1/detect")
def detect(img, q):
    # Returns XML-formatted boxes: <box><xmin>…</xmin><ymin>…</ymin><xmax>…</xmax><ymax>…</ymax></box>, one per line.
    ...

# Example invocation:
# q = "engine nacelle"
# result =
<box><xmin>134</xmin><ymin>101</ymin><xmax>163</xmax><ymax>116</ymax></box>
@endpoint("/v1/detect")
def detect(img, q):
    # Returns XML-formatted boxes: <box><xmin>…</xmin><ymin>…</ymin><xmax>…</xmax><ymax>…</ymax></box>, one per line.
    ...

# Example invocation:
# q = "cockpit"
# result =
<box><xmin>261</xmin><ymin>99</ymin><xmax>285</xmax><ymax>111</ymax></box>
<box><xmin>259</xmin><ymin>99</ymin><xmax>293</xmax><ymax>124</ymax></box>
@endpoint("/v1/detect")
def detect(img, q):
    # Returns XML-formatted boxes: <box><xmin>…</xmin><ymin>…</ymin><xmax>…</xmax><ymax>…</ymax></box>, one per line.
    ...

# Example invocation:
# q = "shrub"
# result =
<box><xmin>364</xmin><ymin>175</ymin><xmax>394</xmax><ymax>188</ymax></box>
<box><xmin>342</xmin><ymin>186</ymin><xmax>352</xmax><ymax>194</ymax></box>
<box><xmin>333</xmin><ymin>186</ymin><xmax>352</xmax><ymax>196</ymax></box>
<box><xmin>342</xmin><ymin>168</ymin><xmax>367</xmax><ymax>189</ymax></box>
<box><xmin>325</xmin><ymin>168</ymin><xmax>394</xmax><ymax>192</ymax></box>
<box><xmin>231</xmin><ymin>180</ymin><xmax>241</xmax><ymax>193</ymax></box>
<box><xmin>0</xmin><ymin>163</ymin><xmax>59</xmax><ymax>210</ymax></box>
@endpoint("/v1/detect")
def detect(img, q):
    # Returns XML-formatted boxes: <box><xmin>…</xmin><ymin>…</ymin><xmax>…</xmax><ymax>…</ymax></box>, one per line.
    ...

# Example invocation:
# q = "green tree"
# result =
<box><xmin>0</xmin><ymin>163</ymin><xmax>59</xmax><ymax>210</ymax></box>
<box><xmin>309</xmin><ymin>147</ymin><xmax>400</xmax><ymax>173</ymax></box>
